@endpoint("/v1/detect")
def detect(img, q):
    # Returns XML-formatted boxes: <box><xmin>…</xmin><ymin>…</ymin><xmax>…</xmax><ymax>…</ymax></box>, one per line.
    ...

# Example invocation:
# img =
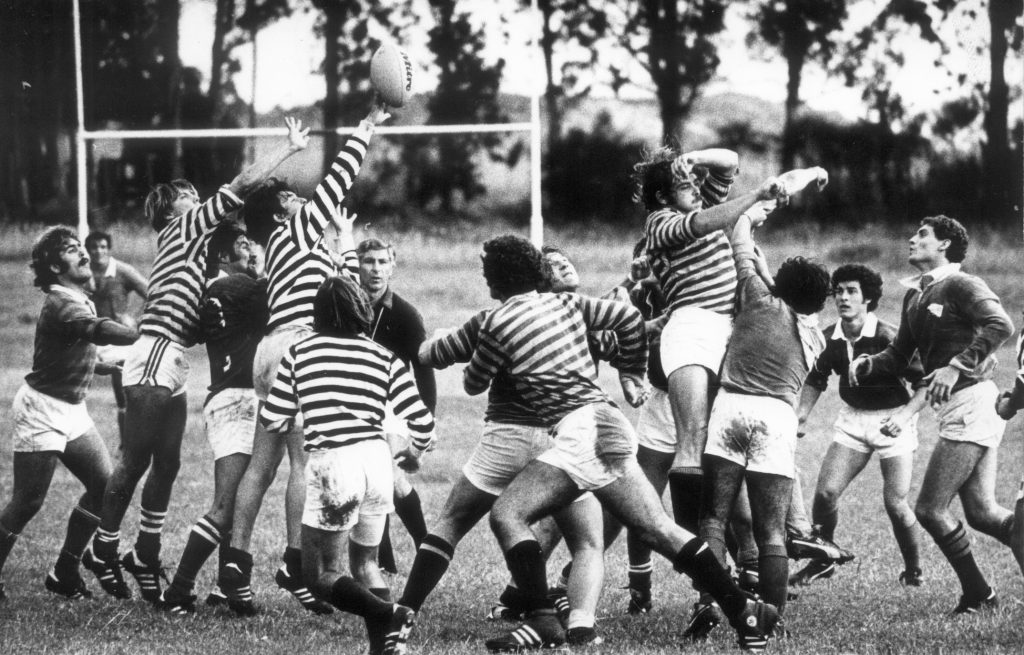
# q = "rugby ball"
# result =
<box><xmin>370</xmin><ymin>41</ymin><xmax>413</xmax><ymax>108</ymax></box>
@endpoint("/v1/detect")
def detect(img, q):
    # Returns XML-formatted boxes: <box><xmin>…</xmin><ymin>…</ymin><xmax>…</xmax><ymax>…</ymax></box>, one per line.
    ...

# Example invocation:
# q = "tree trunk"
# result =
<box><xmin>209</xmin><ymin>0</ymin><xmax>235</xmax><ymax>117</ymax></box>
<box><xmin>983</xmin><ymin>0</ymin><xmax>1013</xmax><ymax>223</ymax></box>
<box><xmin>782</xmin><ymin>51</ymin><xmax>804</xmax><ymax>171</ymax></box>
<box><xmin>322</xmin><ymin>6</ymin><xmax>343</xmax><ymax>172</ymax></box>
<box><xmin>539</xmin><ymin>0</ymin><xmax>560</xmax><ymax>154</ymax></box>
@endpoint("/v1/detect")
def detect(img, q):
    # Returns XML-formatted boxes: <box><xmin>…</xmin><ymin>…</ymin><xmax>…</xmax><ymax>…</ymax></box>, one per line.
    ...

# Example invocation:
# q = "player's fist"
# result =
<box><xmin>620</xmin><ymin>374</ymin><xmax>649</xmax><ymax>408</ymax></box>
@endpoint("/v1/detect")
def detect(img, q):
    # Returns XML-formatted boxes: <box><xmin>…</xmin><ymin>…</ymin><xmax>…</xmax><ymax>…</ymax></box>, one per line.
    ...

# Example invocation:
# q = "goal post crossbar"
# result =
<box><xmin>81</xmin><ymin>123</ymin><xmax>537</xmax><ymax>140</ymax></box>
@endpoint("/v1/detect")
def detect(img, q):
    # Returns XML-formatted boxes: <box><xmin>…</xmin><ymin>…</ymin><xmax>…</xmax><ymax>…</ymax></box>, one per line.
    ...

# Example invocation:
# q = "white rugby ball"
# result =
<box><xmin>370</xmin><ymin>41</ymin><xmax>413</xmax><ymax>108</ymax></box>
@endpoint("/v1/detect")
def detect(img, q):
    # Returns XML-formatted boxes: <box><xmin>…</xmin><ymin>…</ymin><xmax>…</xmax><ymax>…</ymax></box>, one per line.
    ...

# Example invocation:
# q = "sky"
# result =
<box><xmin>177</xmin><ymin>0</ymin><xmax>1016</xmax><ymax>123</ymax></box>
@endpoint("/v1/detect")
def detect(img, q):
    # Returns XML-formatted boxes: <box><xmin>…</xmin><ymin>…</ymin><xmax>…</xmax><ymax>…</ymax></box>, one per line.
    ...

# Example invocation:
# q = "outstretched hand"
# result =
<box><xmin>331</xmin><ymin>206</ymin><xmax>357</xmax><ymax>235</ymax></box>
<box><xmin>757</xmin><ymin>176</ymin><xmax>789</xmax><ymax>205</ymax></box>
<box><xmin>285</xmin><ymin>117</ymin><xmax>310</xmax><ymax>151</ymax></box>
<box><xmin>366</xmin><ymin>96</ymin><xmax>392</xmax><ymax>126</ymax></box>
<box><xmin>620</xmin><ymin>374</ymin><xmax>650</xmax><ymax>408</ymax></box>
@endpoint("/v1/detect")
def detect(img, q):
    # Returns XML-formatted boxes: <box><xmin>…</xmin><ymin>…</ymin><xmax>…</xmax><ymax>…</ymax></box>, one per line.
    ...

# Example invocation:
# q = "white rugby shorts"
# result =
<box><xmin>636</xmin><ymin>387</ymin><xmax>676</xmax><ymax>454</ymax></box>
<box><xmin>463</xmin><ymin>422</ymin><xmax>553</xmax><ymax>496</ymax></box>
<box><xmin>11</xmin><ymin>384</ymin><xmax>94</xmax><ymax>453</ymax></box>
<box><xmin>537</xmin><ymin>402</ymin><xmax>638</xmax><ymax>491</ymax></box>
<box><xmin>705</xmin><ymin>390</ymin><xmax>797</xmax><ymax>478</ymax></box>
<box><xmin>203</xmin><ymin>387</ymin><xmax>258</xmax><ymax>459</ymax></box>
<box><xmin>122</xmin><ymin>335</ymin><xmax>189</xmax><ymax>396</ymax></box>
<box><xmin>302</xmin><ymin>439</ymin><xmax>394</xmax><ymax>541</ymax></box>
<box><xmin>254</xmin><ymin>325</ymin><xmax>312</xmax><ymax>401</ymax></box>
<box><xmin>659</xmin><ymin>307</ymin><xmax>733</xmax><ymax>377</ymax></box>
<box><xmin>832</xmin><ymin>405</ymin><xmax>918</xmax><ymax>459</ymax></box>
<box><xmin>935</xmin><ymin>380</ymin><xmax>1005</xmax><ymax>448</ymax></box>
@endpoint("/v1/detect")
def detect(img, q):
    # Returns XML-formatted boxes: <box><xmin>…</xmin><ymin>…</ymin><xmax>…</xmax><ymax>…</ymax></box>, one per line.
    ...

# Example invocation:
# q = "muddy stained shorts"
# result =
<box><xmin>705</xmin><ymin>390</ymin><xmax>798</xmax><ymax>478</ymax></box>
<box><xmin>302</xmin><ymin>439</ymin><xmax>394</xmax><ymax>543</ymax></box>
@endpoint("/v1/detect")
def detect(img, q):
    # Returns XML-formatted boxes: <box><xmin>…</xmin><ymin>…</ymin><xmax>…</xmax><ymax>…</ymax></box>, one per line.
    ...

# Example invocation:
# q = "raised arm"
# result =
<box><xmin>680</xmin><ymin>148</ymin><xmax>739</xmax><ymax>174</ymax></box>
<box><xmin>227</xmin><ymin>116</ymin><xmax>309</xmax><ymax>197</ymax></box>
<box><xmin>686</xmin><ymin>176</ymin><xmax>784</xmax><ymax>239</ymax></box>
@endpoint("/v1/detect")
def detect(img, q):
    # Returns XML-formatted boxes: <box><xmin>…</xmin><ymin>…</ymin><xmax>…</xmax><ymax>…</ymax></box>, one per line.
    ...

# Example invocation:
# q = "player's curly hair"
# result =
<box><xmin>921</xmin><ymin>215</ymin><xmax>968</xmax><ymax>263</ymax></box>
<box><xmin>313</xmin><ymin>275</ymin><xmax>372</xmax><ymax>337</ymax></box>
<box><xmin>30</xmin><ymin>226</ymin><xmax>78</xmax><ymax>291</ymax></box>
<box><xmin>481</xmin><ymin>235</ymin><xmax>544</xmax><ymax>298</ymax></box>
<box><xmin>244</xmin><ymin>178</ymin><xmax>293</xmax><ymax>248</ymax></box>
<box><xmin>832</xmin><ymin>264</ymin><xmax>883</xmax><ymax>312</ymax></box>
<box><xmin>205</xmin><ymin>220</ymin><xmax>249</xmax><ymax>278</ymax></box>
<box><xmin>144</xmin><ymin>179</ymin><xmax>197</xmax><ymax>232</ymax></box>
<box><xmin>631</xmin><ymin>146</ymin><xmax>696</xmax><ymax>212</ymax></box>
<box><xmin>773</xmin><ymin>256</ymin><xmax>831</xmax><ymax>315</ymax></box>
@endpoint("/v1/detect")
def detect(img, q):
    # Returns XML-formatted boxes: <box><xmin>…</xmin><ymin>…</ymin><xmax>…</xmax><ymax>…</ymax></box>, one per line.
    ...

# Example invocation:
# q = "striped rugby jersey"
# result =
<box><xmin>139</xmin><ymin>186</ymin><xmax>243</xmax><ymax>346</ymax></box>
<box><xmin>425</xmin><ymin>309</ymin><xmax>547</xmax><ymax>427</ymax></box>
<box><xmin>261</xmin><ymin>333</ymin><xmax>435</xmax><ymax>453</ymax></box>
<box><xmin>265</xmin><ymin>125</ymin><xmax>372</xmax><ymax>331</ymax></box>
<box><xmin>645</xmin><ymin>169</ymin><xmax>736</xmax><ymax>316</ymax></box>
<box><xmin>464</xmin><ymin>292</ymin><xmax>646</xmax><ymax>425</ymax></box>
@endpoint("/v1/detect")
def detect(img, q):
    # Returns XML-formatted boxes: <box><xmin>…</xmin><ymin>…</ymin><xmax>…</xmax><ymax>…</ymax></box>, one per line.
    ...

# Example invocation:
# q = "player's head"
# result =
<box><xmin>31</xmin><ymin>226</ymin><xmax>90</xmax><ymax>291</ymax></box>
<box><xmin>85</xmin><ymin>231</ymin><xmax>112</xmax><ymax>269</ymax></box>
<box><xmin>356</xmin><ymin>238</ymin><xmax>396</xmax><ymax>299</ymax></box>
<box><xmin>541</xmin><ymin>245</ymin><xmax>579</xmax><ymax>293</ymax></box>
<box><xmin>632</xmin><ymin>146</ymin><xmax>700</xmax><ymax>213</ymax></box>
<box><xmin>480</xmin><ymin>235</ymin><xmax>545</xmax><ymax>300</ymax></box>
<box><xmin>144</xmin><ymin>179</ymin><xmax>199</xmax><ymax>231</ymax></box>
<box><xmin>243</xmin><ymin>178</ymin><xmax>304</xmax><ymax>248</ymax></box>
<box><xmin>313</xmin><ymin>275</ymin><xmax>372</xmax><ymax>337</ymax></box>
<box><xmin>206</xmin><ymin>220</ymin><xmax>255</xmax><ymax>278</ymax></box>
<box><xmin>773</xmin><ymin>256</ymin><xmax>831</xmax><ymax>315</ymax></box>
<box><xmin>831</xmin><ymin>264</ymin><xmax>882</xmax><ymax>317</ymax></box>
<box><xmin>914</xmin><ymin>215</ymin><xmax>968</xmax><ymax>265</ymax></box>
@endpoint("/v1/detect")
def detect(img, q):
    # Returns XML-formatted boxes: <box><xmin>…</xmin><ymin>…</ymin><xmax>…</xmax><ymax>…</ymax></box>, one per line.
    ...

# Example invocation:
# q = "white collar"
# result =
<box><xmin>900</xmin><ymin>262</ymin><xmax>961</xmax><ymax>290</ymax></box>
<box><xmin>49</xmin><ymin>284</ymin><xmax>92</xmax><ymax>305</ymax></box>
<box><xmin>831</xmin><ymin>312</ymin><xmax>878</xmax><ymax>342</ymax></box>
<box><xmin>102</xmin><ymin>257</ymin><xmax>118</xmax><ymax>278</ymax></box>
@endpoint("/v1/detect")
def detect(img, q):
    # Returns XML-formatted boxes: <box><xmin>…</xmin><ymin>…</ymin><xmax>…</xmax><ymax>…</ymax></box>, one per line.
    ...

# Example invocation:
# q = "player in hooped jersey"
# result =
<box><xmin>218</xmin><ymin>101</ymin><xmax>390</xmax><ymax>615</ymax></box>
<box><xmin>85</xmin><ymin>118</ymin><xmax>311</xmax><ymax>603</ymax></box>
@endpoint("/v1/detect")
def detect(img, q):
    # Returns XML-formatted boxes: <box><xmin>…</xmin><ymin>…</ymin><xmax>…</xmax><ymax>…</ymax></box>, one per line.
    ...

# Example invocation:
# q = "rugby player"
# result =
<box><xmin>85</xmin><ymin>117</ymin><xmax>310</xmax><ymax>603</ymax></box>
<box><xmin>792</xmin><ymin>264</ymin><xmax>926</xmax><ymax>587</ymax></box>
<box><xmin>218</xmin><ymin>102</ymin><xmax>390</xmax><ymax>615</ymax></box>
<box><xmin>261</xmin><ymin>275</ymin><xmax>434</xmax><ymax>655</ymax></box>
<box><xmin>850</xmin><ymin>216</ymin><xmax>1016</xmax><ymax>614</ymax></box>
<box><xmin>0</xmin><ymin>227</ymin><xmax>136</xmax><ymax>600</ymax></box>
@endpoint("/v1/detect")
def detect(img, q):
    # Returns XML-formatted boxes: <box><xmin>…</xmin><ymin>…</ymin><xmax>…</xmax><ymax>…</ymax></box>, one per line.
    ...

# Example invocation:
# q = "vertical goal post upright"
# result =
<box><xmin>70</xmin><ymin>0</ymin><xmax>547</xmax><ymax>246</ymax></box>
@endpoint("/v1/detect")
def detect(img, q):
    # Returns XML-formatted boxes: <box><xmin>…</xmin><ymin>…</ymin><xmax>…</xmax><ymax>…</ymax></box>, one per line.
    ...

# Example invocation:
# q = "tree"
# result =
<box><xmin>595</xmin><ymin>0</ymin><xmax>730</xmax><ymax>145</ymax></box>
<box><xmin>311</xmin><ymin>0</ymin><xmax>413</xmax><ymax>173</ymax></box>
<box><xmin>747</xmin><ymin>0</ymin><xmax>847</xmax><ymax>170</ymax></box>
<box><xmin>403</xmin><ymin>0</ymin><xmax>511</xmax><ymax>212</ymax></box>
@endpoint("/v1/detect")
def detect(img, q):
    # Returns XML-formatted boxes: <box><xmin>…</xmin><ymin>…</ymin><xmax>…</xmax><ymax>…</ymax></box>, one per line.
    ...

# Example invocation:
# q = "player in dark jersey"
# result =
<box><xmin>0</xmin><ymin>227</ymin><xmax>136</xmax><ymax>601</ymax></box>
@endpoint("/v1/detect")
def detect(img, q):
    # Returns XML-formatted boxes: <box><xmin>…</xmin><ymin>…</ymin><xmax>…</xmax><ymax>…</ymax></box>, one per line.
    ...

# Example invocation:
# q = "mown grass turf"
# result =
<box><xmin>0</xmin><ymin>221</ymin><xmax>1022</xmax><ymax>654</ymax></box>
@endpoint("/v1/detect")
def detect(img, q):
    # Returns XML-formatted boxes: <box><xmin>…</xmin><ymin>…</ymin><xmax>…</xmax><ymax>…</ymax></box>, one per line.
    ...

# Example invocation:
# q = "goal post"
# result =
<box><xmin>70</xmin><ymin>0</ymin><xmax>546</xmax><ymax>246</ymax></box>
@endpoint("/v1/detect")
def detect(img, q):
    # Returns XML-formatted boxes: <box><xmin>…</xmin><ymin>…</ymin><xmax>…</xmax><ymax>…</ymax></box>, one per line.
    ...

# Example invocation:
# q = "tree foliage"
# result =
<box><xmin>401</xmin><ymin>0</ymin><xmax>511</xmax><ymax>212</ymax></box>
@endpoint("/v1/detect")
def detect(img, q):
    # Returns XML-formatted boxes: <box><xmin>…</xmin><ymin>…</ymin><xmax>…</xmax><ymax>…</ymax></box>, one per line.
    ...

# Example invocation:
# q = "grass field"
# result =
<box><xmin>0</xmin><ymin>220</ymin><xmax>1022</xmax><ymax>654</ymax></box>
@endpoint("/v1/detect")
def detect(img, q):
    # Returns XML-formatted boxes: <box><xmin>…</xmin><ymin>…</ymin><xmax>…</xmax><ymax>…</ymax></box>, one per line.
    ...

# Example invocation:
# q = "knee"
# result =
<box><xmin>116</xmin><ymin>452</ymin><xmax>151</xmax><ymax>482</ymax></box>
<box><xmin>9</xmin><ymin>495</ymin><xmax>45</xmax><ymax>526</ymax></box>
<box><xmin>914</xmin><ymin>502</ymin><xmax>940</xmax><ymax>531</ymax></box>
<box><xmin>815</xmin><ymin>487</ymin><xmax>841</xmax><ymax>512</ymax></box>
<box><xmin>882</xmin><ymin>492</ymin><xmax>909</xmax><ymax>517</ymax></box>
<box><xmin>151</xmin><ymin>452</ymin><xmax>181</xmax><ymax>479</ymax></box>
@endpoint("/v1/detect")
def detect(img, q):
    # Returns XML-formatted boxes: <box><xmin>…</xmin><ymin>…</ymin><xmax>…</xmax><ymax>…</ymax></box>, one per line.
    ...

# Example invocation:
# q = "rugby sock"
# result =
<box><xmin>936</xmin><ymin>521</ymin><xmax>990</xmax><ymax>601</ymax></box>
<box><xmin>627</xmin><ymin>559</ymin><xmax>653</xmax><ymax>593</ymax></box>
<box><xmin>55</xmin><ymin>505</ymin><xmax>101</xmax><ymax>579</ymax></box>
<box><xmin>135</xmin><ymin>507</ymin><xmax>167</xmax><ymax>564</ymax></box>
<box><xmin>93</xmin><ymin>528</ymin><xmax>120</xmax><ymax>562</ymax></box>
<box><xmin>698</xmin><ymin>516</ymin><xmax>729</xmax><ymax>565</ymax></box>
<box><xmin>737</xmin><ymin>548</ymin><xmax>760</xmax><ymax>573</ymax></box>
<box><xmin>369</xmin><ymin>586</ymin><xmax>392</xmax><ymax>601</ymax></box>
<box><xmin>668</xmin><ymin>471</ymin><xmax>702</xmax><ymax>534</ymax></box>
<box><xmin>399</xmin><ymin>534</ymin><xmax>454</xmax><ymax>611</ymax></box>
<box><xmin>329</xmin><ymin>576</ymin><xmax>392</xmax><ymax>619</ymax></box>
<box><xmin>283</xmin><ymin>546</ymin><xmax>303</xmax><ymax>578</ymax></box>
<box><xmin>221</xmin><ymin>546</ymin><xmax>254</xmax><ymax>601</ymax></box>
<box><xmin>378</xmin><ymin>516</ymin><xmax>397</xmax><ymax>573</ymax></box>
<box><xmin>892</xmin><ymin>519</ymin><xmax>921</xmax><ymax>572</ymax></box>
<box><xmin>504</xmin><ymin>540</ymin><xmax>552</xmax><ymax>613</ymax></box>
<box><xmin>171</xmin><ymin>515</ymin><xmax>224</xmax><ymax>593</ymax></box>
<box><xmin>672</xmin><ymin>539</ymin><xmax>747</xmax><ymax>619</ymax></box>
<box><xmin>758</xmin><ymin>544</ymin><xmax>789</xmax><ymax>613</ymax></box>
<box><xmin>0</xmin><ymin>523</ymin><xmax>19</xmax><ymax>575</ymax></box>
<box><xmin>394</xmin><ymin>489</ymin><xmax>428</xmax><ymax>546</ymax></box>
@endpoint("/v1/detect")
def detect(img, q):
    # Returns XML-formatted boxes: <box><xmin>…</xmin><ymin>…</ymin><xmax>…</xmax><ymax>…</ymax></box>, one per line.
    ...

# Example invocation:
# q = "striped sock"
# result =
<box><xmin>93</xmin><ymin>528</ymin><xmax>120</xmax><ymax>561</ymax></box>
<box><xmin>628</xmin><ymin>559</ymin><xmax>653</xmax><ymax>592</ymax></box>
<box><xmin>135</xmin><ymin>508</ymin><xmax>167</xmax><ymax>564</ymax></box>
<box><xmin>937</xmin><ymin>521</ymin><xmax>990</xmax><ymax>601</ymax></box>
<box><xmin>399</xmin><ymin>534</ymin><xmax>455</xmax><ymax>611</ymax></box>
<box><xmin>171</xmin><ymin>515</ymin><xmax>224</xmax><ymax>593</ymax></box>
